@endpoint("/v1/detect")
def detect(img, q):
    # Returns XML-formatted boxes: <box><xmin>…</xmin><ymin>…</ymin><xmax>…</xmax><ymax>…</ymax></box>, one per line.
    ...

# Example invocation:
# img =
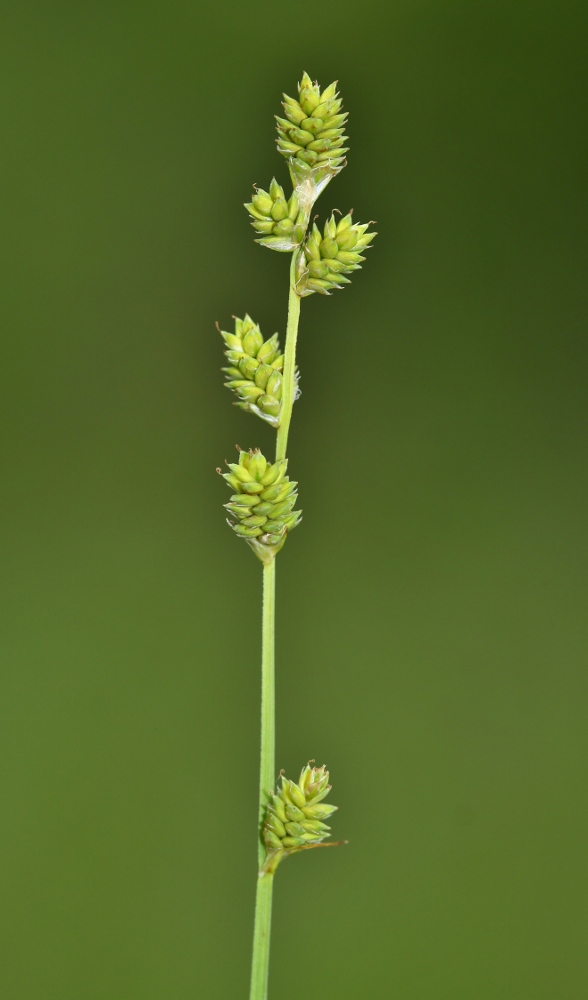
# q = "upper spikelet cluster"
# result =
<box><xmin>276</xmin><ymin>73</ymin><xmax>349</xmax><ymax>215</ymax></box>
<box><xmin>277</xmin><ymin>73</ymin><xmax>348</xmax><ymax>172</ymax></box>
<box><xmin>223</xmin><ymin>73</ymin><xmax>377</xmax><ymax>566</ymax></box>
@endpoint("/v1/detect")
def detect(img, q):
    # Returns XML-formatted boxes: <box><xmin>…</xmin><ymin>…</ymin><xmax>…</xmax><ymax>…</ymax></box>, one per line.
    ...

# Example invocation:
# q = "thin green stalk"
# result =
<box><xmin>249</xmin><ymin>872</ymin><xmax>274</xmax><ymax>1000</ymax></box>
<box><xmin>250</xmin><ymin>558</ymin><xmax>275</xmax><ymax>1000</ymax></box>
<box><xmin>250</xmin><ymin>251</ymin><xmax>301</xmax><ymax>1000</ymax></box>
<box><xmin>275</xmin><ymin>251</ymin><xmax>301</xmax><ymax>462</ymax></box>
<box><xmin>258</xmin><ymin>558</ymin><xmax>276</xmax><ymax>867</ymax></box>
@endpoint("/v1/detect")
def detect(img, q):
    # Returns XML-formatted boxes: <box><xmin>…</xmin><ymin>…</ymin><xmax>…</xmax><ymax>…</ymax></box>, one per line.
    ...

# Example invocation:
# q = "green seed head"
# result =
<box><xmin>245</xmin><ymin>178</ymin><xmax>306</xmax><ymax>252</ymax></box>
<box><xmin>220</xmin><ymin>315</ymin><xmax>300</xmax><ymax>426</ymax></box>
<box><xmin>296</xmin><ymin>213</ymin><xmax>377</xmax><ymax>297</ymax></box>
<box><xmin>220</xmin><ymin>449</ymin><xmax>302</xmax><ymax>563</ymax></box>
<box><xmin>277</xmin><ymin>73</ymin><xmax>349</xmax><ymax>215</ymax></box>
<box><xmin>220</xmin><ymin>315</ymin><xmax>288</xmax><ymax>427</ymax></box>
<box><xmin>262</xmin><ymin>763</ymin><xmax>339</xmax><ymax>867</ymax></box>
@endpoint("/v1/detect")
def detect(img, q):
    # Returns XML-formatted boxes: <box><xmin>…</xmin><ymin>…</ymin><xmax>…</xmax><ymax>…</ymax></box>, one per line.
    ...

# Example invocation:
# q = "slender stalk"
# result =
<box><xmin>258</xmin><ymin>558</ymin><xmax>276</xmax><ymax>868</ymax></box>
<box><xmin>249</xmin><ymin>872</ymin><xmax>274</xmax><ymax>1000</ymax></box>
<box><xmin>276</xmin><ymin>251</ymin><xmax>301</xmax><ymax>462</ymax></box>
<box><xmin>249</xmin><ymin>558</ymin><xmax>276</xmax><ymax>1000</ymax></box>
<box><xmin>250</xmin><ymin>250</ymin><xmax>301</xmax><ymax>1000</ymax></box>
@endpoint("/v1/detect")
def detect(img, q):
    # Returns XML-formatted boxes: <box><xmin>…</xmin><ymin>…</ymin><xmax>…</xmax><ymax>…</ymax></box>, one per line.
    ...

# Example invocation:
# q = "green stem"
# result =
<box><xmin>251</xmin><ymin>250</ymin><xmax>302</xmax><ymax>1000</ymax></box>
<box><xmin>258</xmin><ymin>558</ymin><xmax>276</xmax><ymax>867</ymax></box>
<box><xmin>275</xmin><ymin>251</ymin><xmax>302</xmax><ymax>462</ymax></box>
<box><xmin>249</xmin><ymin>873</ymin><xmax>274</xmax><ymax>1000</ymax></box>
<box><xmin>250</xmin><ymin>559</ymin><xmax>276</xmax><ymax>1000</ymax></box>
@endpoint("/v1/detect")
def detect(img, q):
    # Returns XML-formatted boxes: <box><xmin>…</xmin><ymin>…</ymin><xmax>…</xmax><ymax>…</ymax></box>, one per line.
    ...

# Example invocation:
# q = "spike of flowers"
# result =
<box><xmin>262</xmin><ymin>763</ymin><xmax>339</xmax><ymax>871</ymax></box>
<box><xmin>296</xmin><ymin>212</ymin><xmax>377</xmax><ymax>296</ymax></box>
<box><xmin>220</xmin><ymin>314</ymin><xmax>292</xmax><ymax>427</ymax></box>
<box><xmin>215</xmin><ymin>72</ymin><xmax>375</xmax><ymax>999</ymax></box>
<box><xmin>220</xmin><ymin>449</ymin><xmax>301</xmax><ymax>563</ymax></box>
<box><xmin>277</xmin><ymin>72</ymin><xmax>349</xmax><ymax>216</ymax></box>
<box><xmin>245</xmin><ymin>178</ymin><xmax>307</xmax><ymax>252</ymax></box>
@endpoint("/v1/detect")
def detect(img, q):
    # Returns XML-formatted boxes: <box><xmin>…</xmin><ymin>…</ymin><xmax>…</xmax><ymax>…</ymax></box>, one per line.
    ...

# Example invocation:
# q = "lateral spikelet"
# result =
<box><xmin>220</xmin><ymin>449</ymin><xmax>301</xmax><ymax>563</ymax></box>
<box><xmin>296</xmin><ymin>212</ymin><xmax>377</xmax><ymax>296</ymax></box>
<box><xmin>245</xmin><ymin>178</ymin><xmax>306</xmax><ymax>252</ymax></box>
<box><xmin>220</xmin><ymin>315</ymin><xmax>285</xmax><ymax>426</ymax></box>
<box><xmin>262</xmin><ymin>763</ymin><xmax>340</xmax><ymax>872</ymax></box>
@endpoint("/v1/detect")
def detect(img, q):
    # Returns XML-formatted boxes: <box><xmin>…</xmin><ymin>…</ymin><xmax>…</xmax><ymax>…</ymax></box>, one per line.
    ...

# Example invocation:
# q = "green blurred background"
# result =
<box><xmin>1</xmin><ymin>2</ymin><xmax>587</xmax><ymax>997</ymax></box>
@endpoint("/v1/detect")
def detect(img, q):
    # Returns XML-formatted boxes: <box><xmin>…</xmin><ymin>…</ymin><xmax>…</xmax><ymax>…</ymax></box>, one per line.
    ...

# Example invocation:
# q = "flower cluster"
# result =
<box><xmin>224</xmin><ymin>74</ymin><xmax>376</xmax><ymax>568</ymax></box>
<box><xmin>264</xmin><ymin>763</ymin><xmax>337</xmax><ymax>856</ymax></box>
<box><xmin>220</xmin><ymin>449</ymin><xmax>301</xmax><ymax>563</ymax></box>
<box><xmin>244</xmin><ymin>73</ymin><xmax>351</xmax><ymax>247</ymax></box>
<box><xmin>220</xmin><ymin>315</ymin><xmax>284</xmax><ymax>426</ymax></box>
<box><xmin>244</xmin><ymin>179</ymin><xmax>306</xmax><ymax>252</ymax></box>
<box><xmin>277</xmin><ymin>73</ymin><xmax>349</xmax><ymax>214</ymax></box>
<box><xmin>276</xmin><ymin>73</ymin><xmax>348</xmax><ymax>173</ymax></box>
<box><xmin>296</xmin><ymin>213</ymin><xmax>377</xmax><ymax>296</ymax></box>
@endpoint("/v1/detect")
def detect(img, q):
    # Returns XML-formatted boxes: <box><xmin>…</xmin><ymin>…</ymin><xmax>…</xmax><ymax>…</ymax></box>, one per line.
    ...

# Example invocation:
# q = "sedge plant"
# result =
<box><xmin>216</xmin><ymin>73</ymin><xmax>376</xmax><ymax>1000</ymax></box>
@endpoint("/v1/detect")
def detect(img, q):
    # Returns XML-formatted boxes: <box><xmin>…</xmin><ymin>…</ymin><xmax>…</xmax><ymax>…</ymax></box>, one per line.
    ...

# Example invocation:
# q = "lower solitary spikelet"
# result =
<box><xmin>262</xmin><ymin>763</ymin><xmax>341</xmax><ymax>873</ymax></box>
<box><xmin>220</xmin><ymin>315</ymin><xmax>285</xmax><ymax>427</ymax></box>
<box><xmin>296</xmin><ymin>212</ymin><xmax>377</xmax><ymax>296</ymax></box>
<box><xmin>220</xmin><ymin>449</ymin><xmax>301</xmax><ymax>563</ymax></box>
<box><xmin>245</xmin><ymin>178</ymin><xmax>307</xmax><ymax>251</ymax></box>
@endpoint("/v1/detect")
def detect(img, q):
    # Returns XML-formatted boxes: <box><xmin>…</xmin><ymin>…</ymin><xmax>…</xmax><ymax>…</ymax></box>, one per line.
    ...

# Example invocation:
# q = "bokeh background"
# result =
<box><xmin>2</xmin><ymin>2</ymin><xmax>587</xmax><ymax>997</ymax></box>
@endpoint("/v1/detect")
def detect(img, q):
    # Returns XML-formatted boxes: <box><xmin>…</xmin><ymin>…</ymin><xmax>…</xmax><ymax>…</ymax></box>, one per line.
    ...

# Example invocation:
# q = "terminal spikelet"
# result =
<box><xmin>219</xmin><ymin>315</ymin><xmax>285</xmax><ymax>426</ymax></box>
<box><xmin>296</xmin><ymin>212</ymin><xmax>377</xmax><ymax>296</ymax></box>
<box><xmin>277</xmin><ymin>72</ymin><xmax>349</xmax><ymax>216</ymax></box>
<box><xmin>245</xmin><ymin>178</ymin><xmax>307</xmax><ymax>251</ymax></box>
<box><xmin>262</xmin><ymin>763</ymin><xmax>340</xmax><ymax>872</ymax></box>
<box><xmin>220</xmin><ymin>449</ymin><xmax>301</xmax><ymax>563</ymax></box>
